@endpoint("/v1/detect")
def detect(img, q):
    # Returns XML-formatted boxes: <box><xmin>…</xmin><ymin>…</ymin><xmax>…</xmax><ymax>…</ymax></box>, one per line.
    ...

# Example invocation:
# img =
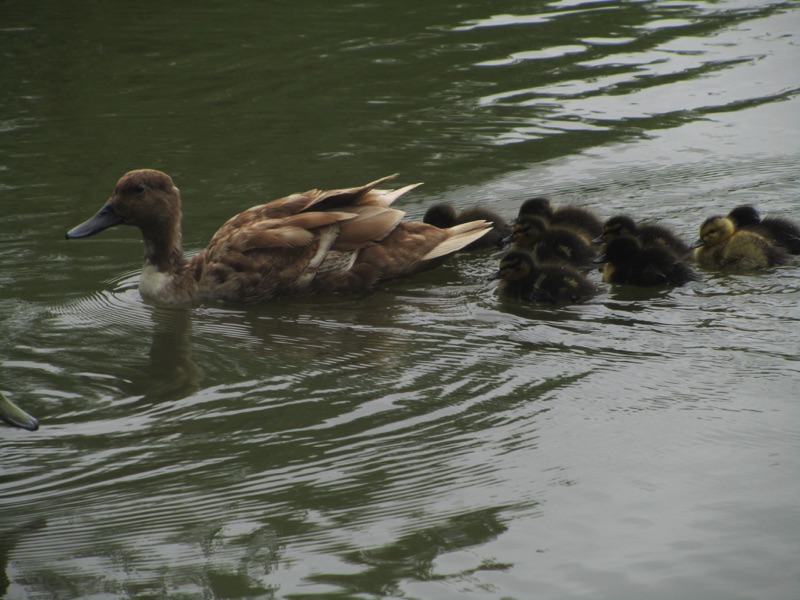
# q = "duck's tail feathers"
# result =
<box><xmin>423</xmin><ymin>220</ymin><xmax>494</xmax><ymax>260</ymax></box>
<box><xmin>378</xmin><ymin>182</ymin><xmax>423</xmax><ymax>206</ymax></box>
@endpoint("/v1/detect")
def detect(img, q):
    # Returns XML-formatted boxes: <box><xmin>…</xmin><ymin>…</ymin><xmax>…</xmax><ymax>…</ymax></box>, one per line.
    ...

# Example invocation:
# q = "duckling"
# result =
<box><xmin>727</xmin><ymin>205</ymin><xmax>800</xmax><ymax>254</ymax></box>
<box><xmin>0</xmin><ymin>391</ymin><xmax>39</xmax><ymax>431</ymax></box>
<box><xmin>489</xmin><ymin>250</ymin><xmax>599</xmax><ymax>304</ymax></box>
<box><xmin>594</xmin><ymin>214</ymin><xmax>691</xmax><ymax>257</ymax></box>
<box><xmin>593</xmin><ymin>235</ymin><xmax>699</xmax><ymax>286</ymax></box>
<box><xmin>423</xmin><ymin>202</ymin><xmax>511</xmax><ymax>250</ymax></box>
<box><xmin>66</xmin><ymin>170</ymin><xmax>493</xmax><ymax>305</ymax></box>
<box><xmin>692</xmin><ymin>215</ymin><xmax>790</xmax><ymax>270</ymax></box>
<box><xmin>516</xmin><ymin>196</ymin><xmax>603</xmax><ymax>243</ymax></box>
<box><xmin>507</xmin><ymin>215</ymin><xmax>596</xmax><ymax>268</ymax></box>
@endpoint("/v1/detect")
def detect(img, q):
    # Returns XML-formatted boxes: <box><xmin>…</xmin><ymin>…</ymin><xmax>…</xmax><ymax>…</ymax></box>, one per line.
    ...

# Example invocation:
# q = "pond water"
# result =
<box><xmin>1</xmin><ymin>1</ymin><xmax>799</xmax><ymax>598</ymax></box>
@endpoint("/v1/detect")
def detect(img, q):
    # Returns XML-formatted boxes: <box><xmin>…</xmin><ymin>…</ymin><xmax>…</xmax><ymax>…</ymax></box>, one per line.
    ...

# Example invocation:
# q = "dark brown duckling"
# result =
<box><xmin>594</xmin><ymin>214</ymin><xmax>691</xmax><ymax>257</ymax></box>
<box><xmin>594</xmin><ymin>235</ymin><xmax>699</xmax><ymax>286</ymax></box>
<box><xmin>507</xmin><ymin>215</ymin><xmax>596</xmax><ymax>268</ymax></box>
<box><xmin>489</xmin><ymin>250</ymin><xmax>599</xmax><ymax>305</ymax></box>
<box><xmin>424</xmin><ymin>202</ymin><xmax>511</xmax><ymax>250</ymax></box>
<box><xmin>692</xmin><ymin>215</ymin><xmax>790</xmax><ymax>270</ymax></box>
<box><xmin>727</xmin><ymin>205</ymin><xmax>800</xmax><ymax>254</ymax></box>
<box><xmin>517</xmin><ymin>196</ymin><xmax>603</xmax><ymax>243</ymax></box>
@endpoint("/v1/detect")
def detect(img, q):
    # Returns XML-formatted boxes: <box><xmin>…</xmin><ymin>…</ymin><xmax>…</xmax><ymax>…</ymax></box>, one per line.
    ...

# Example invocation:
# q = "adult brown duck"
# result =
<box><xmin>66</xmin><ymin>170</ymin><xmax>492</xmax><ymax>305</ymax></box>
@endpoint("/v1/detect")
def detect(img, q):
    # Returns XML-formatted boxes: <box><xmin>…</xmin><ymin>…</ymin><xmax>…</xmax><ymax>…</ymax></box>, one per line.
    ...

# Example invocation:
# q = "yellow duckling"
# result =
<box><xmin>66</xmin><ymin>170</ymin><xmax>493</xmax><ymax>305</ymax></box>
<box><xmin>692</xmin><ymin>215</ymin><xmax>789</xmax><ymax>270</ymax></box>
<box><xmin>0</xmin><ymin>391</ymin><xmax>39</xmax><ymax>431</ymax></box>
<box><xmin>489</xmin><ymin>250</ymin><xmax>599</xmax><ymax>305</ymax></box>
<box><xmin>423</xmin><ymin>202</ymin><xmax>511</xmax><ymax>249</ymax></box>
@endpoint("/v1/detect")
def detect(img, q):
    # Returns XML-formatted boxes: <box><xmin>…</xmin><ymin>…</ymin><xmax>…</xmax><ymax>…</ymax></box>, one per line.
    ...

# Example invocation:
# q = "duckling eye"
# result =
<box><xmin>134</xmin><ymin>184</ymin><xmax>146</xmax><ymax>195</ymax></box>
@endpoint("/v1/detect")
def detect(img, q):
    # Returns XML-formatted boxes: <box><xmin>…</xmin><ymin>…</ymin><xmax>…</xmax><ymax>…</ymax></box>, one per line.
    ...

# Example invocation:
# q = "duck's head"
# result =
<box><xmin>488</xmin><ymin>250</ymin><xmax>534</xmax><ymax>282</ymax></box>
<box><xmin>517</xmin><ymin>196</ymin><xmax>553</xmax><ymax>221</ymax></box>
<box><xmin>595</xmin><ymin>215</ymin><xmax>637</xmax><ymax>244</ymax></box>
<box><xmin>593</xmin><ymin>235</ymin><xmax>640</xmax><ymax>266</ymax></box>
<box><xmin>66</xmin><ymin>169</ymin><xmax>181</xmax><ymax>241</ymax></box>
<box><xmin>692</xmin><ymin>215</ymin><xmax>734</xmax><ymax>250</ymax></box>
<box><xmin>423</xmin><ymin>202</ymin><xmax>459</xmax><ymax>229</ymax></box>
<box><xmin>727</xmin><ymin>205</ymin><xmax>761</xmax><ymax>228</ymax></box>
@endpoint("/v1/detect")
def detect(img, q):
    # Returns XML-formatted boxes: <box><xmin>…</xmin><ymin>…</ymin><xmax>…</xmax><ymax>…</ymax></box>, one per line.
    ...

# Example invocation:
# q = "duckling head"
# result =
<box><xmin>423</xmin><ymin>202</ymin><xmax>459</xmax><ymax>229</ymax></box>
<box><xmin>593</xmin><ymin>235</ymin><xmax>641</xmax><ymax>266</ymax></box>
<box><xmin>692</xmin><ymin>215</ymin><xmax>735</xmax><ymax>249</ymax></box>
<box><xmin>727</xmin><ymin>205</ymin><xmax>762</xmax><ymax>228</ymax></box>
<box><xmin>488</xmin><ymin>250</ymin><xmax>535</xmax><ymax>283</ymax></box>
<box><xmin>66</xmin><ymin>169</ymin><xmax>182</xmax><ymax>242</ymax></box>
<box><xmin>517</xmin><ymin>197</ymin><xmax>553</xmax><ymax>221</ymax></box>
<box><xmin>595</xmin><ymin>215</ymin><xmax>637</xmax><ymax>244</ymax></box>
<box><xmin>509</xmin><ymin>215</ymin><xmax>548</xmax><ymax>249</ymax></box>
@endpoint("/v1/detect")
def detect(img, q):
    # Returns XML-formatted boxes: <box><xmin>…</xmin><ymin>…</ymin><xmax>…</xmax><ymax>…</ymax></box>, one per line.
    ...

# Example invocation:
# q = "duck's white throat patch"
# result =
<box><xmin>139</xmin><ymin>263</ymin><xmax>170</xmax><ymax>299</ymax></box>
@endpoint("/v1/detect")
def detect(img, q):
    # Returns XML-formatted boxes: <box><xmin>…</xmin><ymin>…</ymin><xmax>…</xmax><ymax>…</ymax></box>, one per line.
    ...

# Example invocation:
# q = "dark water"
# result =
<box><xmin>1</xmin><ymin>1</ymin><xmax>799</xmax><ymax>598</ymax></box>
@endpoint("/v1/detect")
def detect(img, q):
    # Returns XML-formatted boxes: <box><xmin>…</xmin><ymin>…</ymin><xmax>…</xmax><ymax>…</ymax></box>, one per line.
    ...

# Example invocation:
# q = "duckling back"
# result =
<box><xmin>517</xmin><ymin>197</ymin><xmax>603</xmax><ymax>243</ymax></box>
<box><xmin>423</xmin><ymin>202</ymin><xmax>510</xmax><ymax>250</ymax></box>
<box><xmin>727</xmin><ymin>205</ymin><xmax>800</xmax><ymax>254</ymax></box>
<box><xmin>597</xmin><ymin>235</ymin><xmax>698</xmax><ymax>286</ymax></box>
<box><xmin>509</xmin><ymin>215</ymin><xmax>596</xmax><ymax>267</ymax></box>
<box><xmin>598</xmin><ymin>214</ymin><xmax>690</xmax><ymax>257</ymax></box>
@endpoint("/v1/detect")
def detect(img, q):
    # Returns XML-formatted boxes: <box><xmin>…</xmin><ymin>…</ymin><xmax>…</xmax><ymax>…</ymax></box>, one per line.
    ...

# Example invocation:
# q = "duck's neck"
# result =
<box><xmin>138</xmin><ymin>221</ymin><xmax>189</xmax><ymax>301</ymax></box>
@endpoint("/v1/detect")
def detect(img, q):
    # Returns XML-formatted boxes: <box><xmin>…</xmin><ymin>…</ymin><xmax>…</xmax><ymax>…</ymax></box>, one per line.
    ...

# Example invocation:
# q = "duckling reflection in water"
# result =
<box><xmin>726</xmin><ymin>205</ymin><xmax>800</xmax><ymax>254</ymax></box>
<box><xmin>594</xmin><ymin>236</ymin><xmax>699</xmax><ymax>286</ymax></box>
<box><xmin>489</xmin><ymin>250</ymin><xmax>599</xmax><ymax>305</ymax></box>
<box><xmin>692</xmin><ymin>216</ymin><xmax>790</xmax><ymax>270</ymax></box>
<box><xmin>506</xmin><ymin>215</ymin><xmax>597</xmax><ymax>268</ymax></box>
<box><xmin>423</xmin><ymin>202</ymin><xmax>511</xmax><ymax>250</ymax></box>
<box><xmin>516</xmin><ymin>196</ymin><xmax>603</xmax><ymax>243</ymax></box>
<box><xmin>0</xmin><ymin>391</ymin><xmax>39</xmax><ymax>431</ymax></box>
<box><xmin>595</xmin><ymin>214</ymin><xmax>690</xmax><ymax>257</ymax></box>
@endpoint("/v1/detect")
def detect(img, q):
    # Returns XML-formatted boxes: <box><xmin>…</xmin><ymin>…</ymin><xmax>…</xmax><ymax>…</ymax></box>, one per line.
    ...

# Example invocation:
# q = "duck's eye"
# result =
<box><xmin>134</xmin><ymin>184</ymin><xmax>146</xmax><ymax>195</ymax></box>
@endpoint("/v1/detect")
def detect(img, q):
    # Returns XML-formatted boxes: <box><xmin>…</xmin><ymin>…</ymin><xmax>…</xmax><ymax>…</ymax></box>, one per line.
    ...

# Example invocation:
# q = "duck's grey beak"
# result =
<box><xmin>592</xmin><ymin>254</ymin><xmax>608</xmax><ymax>264</ymax></box>
<box><xmin>487</xmin><ymin>270</ymin><xmax>502</xmax><ymax>281</ymax></box>
<box><xmin>591</xmin><ymin>234</ymin><xmax>604</xmax><ymax>244</ymax></box>
<box><xmin>0</xmin><ymin>392</ymin><xmax>39</xmax><ymax>431</ymax></box>
<box><xmin>65</xmin><ymin>202</ymin><xmax>123</xmax><ymax>239</ymax></box>
<box><xmin>689</xmin><ymin>238</ymin><xmax>704</xmax><ymax>250</ymax></box>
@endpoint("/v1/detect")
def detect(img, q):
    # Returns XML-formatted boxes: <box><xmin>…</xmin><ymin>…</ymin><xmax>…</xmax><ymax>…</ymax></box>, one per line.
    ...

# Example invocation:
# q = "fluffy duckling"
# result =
<box><xmin>594</xmin><ymin>235</ymin><xmax>699</xmax><ymax>286</ymax></box>
<box><xmin>727</xmin><ymin>205</ymin><xmax>800</xmax><ymax>254</ymax></box>
<box><xmin>423</xmin><ymin>202</ymin><xmax>511</xmax><ymax>250</ymax></box>
<box><xmin>489</xmin><ymin>250</ymin><xmax>599</xmax><ymax>305</ymax></box>
<box><xmin>507</xmin><ymin>215</ymin><xmax>596</xmax><ymax>268</ymax></box>
<box><xmin>692</xmin><ymin>215</ymin><xmax>789</xmax><ymax>270</ymax></box>
<box><xmin>516</xmin><ymin>196</ymin><xmax>603</xmax><ymax>243</ymax></box>
<box><xmin>594</xmin><ymin>214</ymin><xmax>691</xmax><ymax>257</ymax></box>
<box><xmin>66</xmin><ymin>170</ymin><xmax>493</xmax><ymax>305</ymax></box>
<box><xmin>0</xmin><ymin>391</ymin><xmax>39</xmax><ymax>431</ymax></box>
